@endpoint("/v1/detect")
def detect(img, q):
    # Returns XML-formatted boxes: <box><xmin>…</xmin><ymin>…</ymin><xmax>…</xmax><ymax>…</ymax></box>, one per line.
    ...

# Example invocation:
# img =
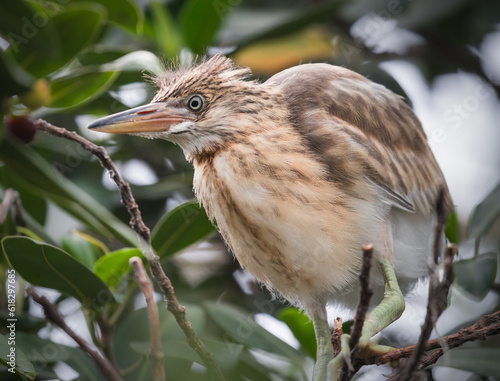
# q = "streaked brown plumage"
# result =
<box><xmin>89</xmin><ymin>54</ymin><xmax>452</xmax><ymax>379</ymax></box>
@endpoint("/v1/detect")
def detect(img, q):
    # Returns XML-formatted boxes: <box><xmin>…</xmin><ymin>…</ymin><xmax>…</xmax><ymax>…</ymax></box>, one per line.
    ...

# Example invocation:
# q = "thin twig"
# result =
<box><xmin>359</xmin><ymin>309</ymin><xmax>500</xmax><ymax>367</ymax></box>
<box><xmin>0</xmin><ymin>188</ymin><xmax>25</xmax><ymax>228</ymax></box>
<box><xmin>331</xmin><ymin>317</ymin><xmax>343</xmax><ymax>358</ymax></box>
<box><xmin>35</xmin><ymin>119</ymin><xmax>226</xmax><ymax>381</ymax></box>
<box><xmin>433</xmin><ymin>188</ymin><xmax>447</xmax><ymax>265</ymax></box>
<box><xmin>27</xmin><ymin>287</ymin><xmax>123</xmax><ymax>381</ymax></box>
<box><xmin>35</xmin><ymin>120</ymin><xmax>151</xmax><ymax>247</ymax></box>
<box><xmin>394</xmin><ymin>188</ymin><xmax>455</xmax><ymax>381</ymax></box>
<box><xmin>149</xmin><ymin>257</ymin><xmax>225</xmax><ymax>380</ymax></box>
<box><xmin>338</xmin><ymin>243</ymin><xmax>374</xmax><ymax>380</ymax></box>
<box><xmin>129</xmin><ymin>257</ymin><xmax>165</xmax><ymax>381</ymax></box>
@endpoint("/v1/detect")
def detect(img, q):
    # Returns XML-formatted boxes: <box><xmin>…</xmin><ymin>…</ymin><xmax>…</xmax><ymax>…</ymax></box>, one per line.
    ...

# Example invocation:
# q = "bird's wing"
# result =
<box><xmin>266</xmin><ymin>64</ymin><xmax>452</xmax><ymax>216</ymax></box>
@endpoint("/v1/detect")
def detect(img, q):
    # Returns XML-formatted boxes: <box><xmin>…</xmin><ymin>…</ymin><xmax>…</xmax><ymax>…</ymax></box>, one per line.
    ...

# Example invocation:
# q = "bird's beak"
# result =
<box><xmin>88</xmin><ymin>102</ymin><xmax>194</xmax><ymax>134</ymax></box>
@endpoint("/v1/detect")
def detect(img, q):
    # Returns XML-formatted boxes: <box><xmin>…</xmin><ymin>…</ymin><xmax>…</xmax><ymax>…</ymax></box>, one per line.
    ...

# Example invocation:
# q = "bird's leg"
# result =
<box><xmin>358</xmin><ymin>221</ymin><xmax>404</xmax><ymax>353</ymax></box>
<box><xmin>357</xmin><ymin>257</ymin><xmax>405</xmax><ymax>352</ymax></box>
<box><xmin>327</xmin><ymin>259</ymin><xmax>404</xmax><ymax>380</ymax></box>
<box><xmin>312</xmin><ymin>308</ymin><xmax>333</xmax><ymax>381</ymax></box>
<box><xmin>328</xmin><ymin>223</ymin><xmax>405</xmax><ymax>379</ymax></box>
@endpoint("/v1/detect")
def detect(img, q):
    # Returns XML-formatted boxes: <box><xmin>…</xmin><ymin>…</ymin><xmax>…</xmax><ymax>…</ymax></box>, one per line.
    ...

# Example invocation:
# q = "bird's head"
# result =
<box><xmin>88</xmin><ymin>54</ymin><xmax>284</xmax><ymax>160</ymax></box>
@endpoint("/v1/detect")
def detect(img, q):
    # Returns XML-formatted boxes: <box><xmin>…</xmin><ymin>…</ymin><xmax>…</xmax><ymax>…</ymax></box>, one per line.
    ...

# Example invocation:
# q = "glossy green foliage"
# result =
<box><xmin>0</xmin><ymin>0</ymin><xmax>499</xmax><ymax>380</ymax></box>
<box><xmin>49</xmin><ymin>71</ymin><xmax>119</xmax><ymax>110</ymax></box>
<box><xmin>0</xmin><ymin>333</ymin><xmax>35</xmax><ymax>380</ymax></box>
<box><xmin>468</xmin><ymin>179</ymin><xmax>500</xmax><ymax>239</ymax></box>
<box><xmin>454</xmin><ymin>252</ymin><xmax>498</xmax><ymax>300</ymax></box>
<box><xmin>152</xmin><ymin>200</ymin><xmax>215</xmax><ymax>259</ymax></box>
<box><xmin>0</xmin><ymin>139</ymin><xmax>137</xmax><ymax>246</ymax></box>
<box><xmin>94</xmin><ymin>247</ymin><xmax>142</xmax><ymax>288</ymax></box>
<box><xmin>180</xmin><ymin>0</ymin><xmax>233</xmax><ymax>55</ymax></box>
<box><xmin>1</xmin><ymin>237</ymin><xmax>115</xmax><ymax>307</ymax></box>
<box><xmin>278</xmin><ymin>307</ymin><xmax>316</xmax><ymax>359</ymax></box>
<box><xmin>62</xmin><ymin>233</ymin><xmax>102</xmax><ymax>269</ymax></box>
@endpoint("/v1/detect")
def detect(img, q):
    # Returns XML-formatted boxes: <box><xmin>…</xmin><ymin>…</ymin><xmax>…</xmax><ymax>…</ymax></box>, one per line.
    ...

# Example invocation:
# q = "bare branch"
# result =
<box><xmin>331</xmin><ymin>317</ymin><xmax>343</xmax><ymax>358</ymax></box>
<box><xmin>35</xmin><ymin>119</ymin><xmax>226</xmax><ymax>381</ymax></box>
<box><xmin>35</xmin><ymin>120</ymin><xmax>150</xmax><ymax>246</ymax></box>
<box><xmin>350</xmin><ymin>244</ymin><xmax>374</xmax><ymax>349</ymax></box>
<box><xmin>27</xmin><ymin>288</ymin><xmax>123</xmax><ymax>381</ymax></box>
<box><xmin>0</xmin><ymin>188</ymin><xmax>25</xmax><ymax>228</ymax></box>
<box><xmin>433</xmin><ymin>187</ymin><xmax>448</xmax><ymax>265</ymax></box>
<box><xmin>360</xmin><ymin>309</ymin><xmax>500</xmax><ymax>367</ymax></box>
<box><xmin>338</xmin><ymin>243</ymin><xmax>374</xmax><ymax>380</ymax></box>
<box><xmin>129</xmin><ymin>257</ymin><xmax>165</xmax><ymax>381</ymax></box>
<box><xmin>149</xmin><ymin>256</ymin><xmax>226</xmax><ymax>380</ymax></box>
<box><xmin>394</xmin><ymin>187</ymin><xmax>455</xmax><ymax>380</ymax></box>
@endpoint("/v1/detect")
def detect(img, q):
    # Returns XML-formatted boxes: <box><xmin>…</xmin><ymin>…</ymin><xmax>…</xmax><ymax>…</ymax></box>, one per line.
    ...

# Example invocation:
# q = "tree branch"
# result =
<box><xmin>360</xmin><ymin>309</ymin><xmax>500</xmax><ymax>367</ymax></box>
<box><xmin>129</xmin><ymin>257</ymin><xmax>165</xmax><ymax>381</ymax></box>
<box><xmin>394</xmin><ymin>188</ymin><xmax>455</xmax><ymax>381</ymax></box>
<box><xmin>0</xmin><ymin>188</ymin><xmax>25</xmax><ymax>228</ymax></box>
<box><xmin>34</xmin><ymin>120</ymin><xmax>151</xmax><ymax>247</ymax></box>
<box><xmin>338</xmin><ymin>243</ymin><xmax>374</xmax><ymax>380</ymax></box>
<box><xmin>26</xmin><ymin>287</ymin><xmax>123</xmax><ymax>381</ymax></box>
<box><xmin>331</xmin><ymin>317</ymin><xmax>343</xmax><ymax>358</ymax></box>
<box><xmin>35</xmin><ymin>119</ymin><xmax>226</xmax><ymax>381</ymax></box>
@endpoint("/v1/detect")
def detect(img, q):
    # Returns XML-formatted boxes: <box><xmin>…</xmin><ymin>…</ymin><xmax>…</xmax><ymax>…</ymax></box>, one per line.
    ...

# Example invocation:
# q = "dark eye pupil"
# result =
<box><xmin>189</xmin><ymin>95</ymin><xmax>203</xmax><ymax>111</ymax></box>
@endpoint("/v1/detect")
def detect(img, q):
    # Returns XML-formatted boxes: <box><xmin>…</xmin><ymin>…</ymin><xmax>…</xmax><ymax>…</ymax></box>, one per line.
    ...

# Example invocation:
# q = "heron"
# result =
<box><xmin>89</xmin><ymin>54</ymin><xmax>452</xmax><ymax>380</ymax></box>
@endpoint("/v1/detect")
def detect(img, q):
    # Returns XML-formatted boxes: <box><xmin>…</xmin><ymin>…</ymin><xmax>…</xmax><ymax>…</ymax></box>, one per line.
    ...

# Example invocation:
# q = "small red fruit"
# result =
<box><xmin>5</xmin><ymin>115</ymin><xmax>37</xmax><ymax>144</ymax></box>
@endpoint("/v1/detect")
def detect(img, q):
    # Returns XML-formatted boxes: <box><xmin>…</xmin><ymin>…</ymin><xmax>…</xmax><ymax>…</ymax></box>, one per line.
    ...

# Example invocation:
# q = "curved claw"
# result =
<box><xmin>326</xmin><ymin>259</ymin><xmax>404</xmax><ymax>380</ymax></box>
<box><xmin>327</xmin><ymin>334</ymin><xmax>395</xmax><ymax>380</ymax></box>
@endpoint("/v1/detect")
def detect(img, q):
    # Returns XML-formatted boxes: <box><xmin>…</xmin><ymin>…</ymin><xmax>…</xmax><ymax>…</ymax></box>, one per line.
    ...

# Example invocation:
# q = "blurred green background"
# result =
<box><xmin>1</xmin><ymin>0</ymin><xmax>499</xmax><ymax>380</ymax></box>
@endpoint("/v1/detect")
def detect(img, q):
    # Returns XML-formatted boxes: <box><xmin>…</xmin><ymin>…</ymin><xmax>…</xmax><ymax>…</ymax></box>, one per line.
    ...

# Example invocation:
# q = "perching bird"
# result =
<box><xmin>89</xmin><ymin>54</ymin><xmax>452</xmax><ymax>380</ymax></box>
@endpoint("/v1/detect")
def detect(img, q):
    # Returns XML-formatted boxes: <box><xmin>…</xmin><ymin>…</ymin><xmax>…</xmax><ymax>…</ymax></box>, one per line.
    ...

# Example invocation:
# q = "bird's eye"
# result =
<box><xmin>187</xmin><ymin>95</ymin><xmax>205</xmax><ymax>112</ymax></box>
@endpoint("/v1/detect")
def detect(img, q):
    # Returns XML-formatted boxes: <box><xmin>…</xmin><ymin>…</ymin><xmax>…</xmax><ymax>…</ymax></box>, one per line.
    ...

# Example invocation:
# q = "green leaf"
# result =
<box><xmin>278</xmin><ymin>307</ymin><xmax>316</xmax><ymax>359</ymax></box>
<box><xmin>468</xmin><ymin>179</ymin><xmax>500</xmax><ymax>239</ymax></box>
<box><xmin>131</xmin><ymin>337</ymin><xmax>244</xmax><ymax>370</ymax></box>
<box><xmin>0</xmin><ymin>138</ymin><xmax>137</xmax><ymax>247</ymax></box>
<box><xmin>9</xmin><ymin>4</ymin><xmax>104</xmax><ymax>77</ymax></box>
<box><xmin>78</xmin><ymin>49</ymin><xmax>130</xmax><ymax>66</ymax></box>
<box><xmin>64</xmin><ymin>346</ymin><xmax>104</xmax><ymax>381</ymax></box>
<box><xmin>38</xmin><ymin>0</ymin><xmax>142</xmax><ymax>33</ymax></box>
<box><xmin>83</xmin><ymin>0</ymin><xmax>142</xmax><ymax>33</ymax></box>
<box><xmin>0</xmin><ymin>167</ymin><xmax>47</xmax><ymax>226</ymax></box>
<box><xmin>204</xmin><ymin>302</ymin><xmax>304</xmax><ymax>368</ymax></box>
<box><xmin>0</xmin><ymin>311</ymin><xmax>46</xmax><ymax>334</ymax></box>
<box><xmin>454</xmin><ymin>252</ymin><xmax>498</xmax><ymax>300</ymax></box>
<box><xmin>48</xmin><ymin>71</ymin><xmax>118</xmax><ymax>110</ymax></box>
<box><xmin>152</xmin><ymin>200</ymin><xmax>215</xmax><ymax>259</ymax></box>
<box><xmin>0</xmin><ymin>1</ymin><xmax>55</xmax><ymax>72</ymax></box>
<box><xmin>16</xmin><ymin>332</ymin><xmax>69</xmax><ymax>364</ymax></box>
<box><xmin>0</xmin><ymin>50</ymin><xmax>34</xmax><ymax>98</ymax></box>
<box><xmin>88</xmin><ymin>50</ymin><xmax>163</xmax><ymax>73</ymax></box>
<box><xmin>15</xmin><ymin>332</ymin><xmax>102</xmax><ymax>380</ymax></box>
<box><xmin>94</xmin><ymin>248</ymin><xmax>142</xmax><ymax>287</ymax></box>
<box><xmin>180</xmin><ymin>0</ymin><xmax>234</xmax><ymax>55</ymax></box>
<box><xmin>0</xmin><ymin>333</ymin><xmax>35</xmax><ymax>380</ymax></box>
<box><xmin>113</xmin><ymin>303</ymin><xmax>206</xmax><ymax>373</ymax></box>
<box><xmin>151</xmin><ymin>0</ymin><xmax>181</xmax><ymax>58</ymax></box>
<box><xmin>78</xmin><ymin>47</ymin><xmax>162</xmax><ymax>72</ymax></box>
<box><xmin>61</xmin><ymin>233</ymin><xmax>100</xmax><ymax>269</ymax></box>
<box><xmin>1</xmin><ymin>236</ymin><xmax>115</xmax><ymax>307</ymax></box>
<box><xmin>434</xmin><ymin>347</ymin><xmax>500</xmax><ymax>378</ymax></box>
<box><xmin>445</xmin><ymin>210</ymin><xmax>460</xmax><ymax>244</ymax></box>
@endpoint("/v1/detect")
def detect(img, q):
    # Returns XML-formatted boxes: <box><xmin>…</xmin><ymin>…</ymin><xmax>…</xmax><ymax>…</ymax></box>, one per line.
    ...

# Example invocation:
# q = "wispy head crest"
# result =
<box><xmin>150</xmin><ymin>53</ymin><xmax>253</xmax><ymax>102</ymax></box>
